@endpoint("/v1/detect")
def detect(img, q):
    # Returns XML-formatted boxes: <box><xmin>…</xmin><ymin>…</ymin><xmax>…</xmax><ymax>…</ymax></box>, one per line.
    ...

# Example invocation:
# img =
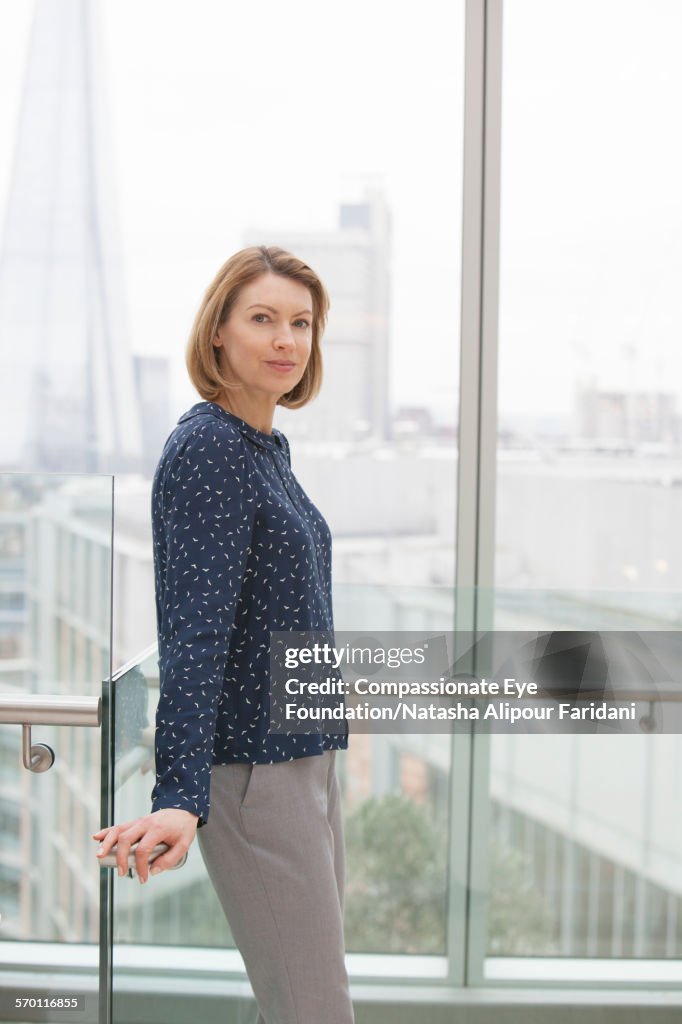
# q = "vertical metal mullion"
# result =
<box><xmin>587</xmin><ymin>852</ymin><xmax>601</xmax><ymax>956</ymax></box>
<box><xmin>612</xmin><ymin>862</ymin><xmax>625</xmax><ymax>957</ymax></box>
<box><xmin>634</xmin><ymin>874</ymin><xmax>648</xmax><ymax>958</ymax></box>
<box><xmin>98</xmin><ymin>475</ymin><xmax>115</xmax><ymax>1024</ymax></box>
<box><xmin>560</xmin><ymin>835</ymin><xmax>574</xmax><ymax>954</ymax></box>
<box><xmin>449</xmin><ymin>0</ymin><xmax>504</xmax><ymax>989</ymax></box>
<box><xmin>665</xmin><ymin>891</ymin><xmax>677</xmax><ymax>956</ymax></box>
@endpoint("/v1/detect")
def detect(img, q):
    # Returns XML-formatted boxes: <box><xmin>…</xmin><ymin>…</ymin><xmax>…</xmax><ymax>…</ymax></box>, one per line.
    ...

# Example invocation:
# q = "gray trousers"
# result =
<box><xmin>197</xmin><ymin>750</ymin><xmax>355</xmax><ymax>1024</ymax></box>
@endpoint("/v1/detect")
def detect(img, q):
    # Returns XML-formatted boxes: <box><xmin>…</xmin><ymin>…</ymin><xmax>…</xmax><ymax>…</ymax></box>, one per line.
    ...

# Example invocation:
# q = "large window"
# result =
<box><xmin>0</xmin><ymin>0</ymin><xmax>466</xmax><ymax>977</ymax></box>
<box><xmin>102</xmin><ymin>0</ymin><xmax>465</xmax><ymax>968</ymax></box>
<box><xmin>484</xmin><ymin>0</ymin><xmax>682</xmax><ymax>980</ymax></box>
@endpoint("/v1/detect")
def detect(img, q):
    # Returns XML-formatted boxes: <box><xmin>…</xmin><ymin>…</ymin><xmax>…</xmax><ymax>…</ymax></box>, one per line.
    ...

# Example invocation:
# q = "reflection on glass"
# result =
<box><xmin>479</xmin><ymin>589</ymin><xmax>682</xmax><ymax>962</ymax></box>
<box><xmin>489</xmin><ymin>730</ymin><xmax>682</xmax><ymax>959</ymax></box>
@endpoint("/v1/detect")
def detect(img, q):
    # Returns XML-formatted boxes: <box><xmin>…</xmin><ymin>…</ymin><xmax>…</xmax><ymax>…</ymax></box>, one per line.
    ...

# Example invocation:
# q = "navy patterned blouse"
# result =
<box><xmin>149</xmin><ymin>400</ymin><xmax>348</xmax><ymax>826</ymax></box>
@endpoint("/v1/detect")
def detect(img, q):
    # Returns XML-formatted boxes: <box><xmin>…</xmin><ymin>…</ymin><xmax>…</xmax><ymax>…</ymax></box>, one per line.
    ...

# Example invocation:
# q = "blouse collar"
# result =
<box><xmin>178</xmin><ymin>401</ymin><xmax>285</xmax><ymax>452</ymax></box>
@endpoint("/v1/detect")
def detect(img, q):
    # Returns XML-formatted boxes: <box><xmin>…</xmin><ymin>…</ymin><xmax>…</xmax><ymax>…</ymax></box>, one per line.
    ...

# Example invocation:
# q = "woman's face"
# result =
<box><xmin>213</xmin><ymin>272</ymin><xmax>313</xmax><ymax>401</ymax></box>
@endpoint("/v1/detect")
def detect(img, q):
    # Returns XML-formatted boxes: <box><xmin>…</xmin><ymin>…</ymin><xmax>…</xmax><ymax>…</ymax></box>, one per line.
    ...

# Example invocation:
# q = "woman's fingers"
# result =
<box><xmin>93</xmin><ymin>822</ymin><xmax>131</xmax><ymax>863</ymax></box>
<box><xmin>92</xmin><ymin>819</ymin><xmax>135</xmax><ymax>844</ymax></box>
<box><xmin>93</xmin><ymin>826</ymin><xmax>122</xmax><ymax>858</ymax></box>
<box><xmin>111</xmin><ymin>822</ymin><xmax>149</xmax><ymax>877</ymax></box>
<box><xmin>92</xmin><ymin>810</ymin><xmax>198</xmax><ymax>882</ymax></box>
<box><xmin>123</xmin><ymin>828</ymin><xmax>187</xmax><ymax>883</ymax></box>
<box><xmin>92</xmin><ymin>819</ymin><xmax>149</xmax><ymax>876</ymax></box>
<box><xmin>147</xmin><ymin>839</ymin><xmax>189</xmax><ymax>879</ymax></box>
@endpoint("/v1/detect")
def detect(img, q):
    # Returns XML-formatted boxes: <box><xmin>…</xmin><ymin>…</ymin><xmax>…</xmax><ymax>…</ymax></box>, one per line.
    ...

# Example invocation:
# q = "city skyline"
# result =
<box><xmin>1</xmin><ymin>2</ymin><xmax>681</xmax><ymax>441</ymax></box>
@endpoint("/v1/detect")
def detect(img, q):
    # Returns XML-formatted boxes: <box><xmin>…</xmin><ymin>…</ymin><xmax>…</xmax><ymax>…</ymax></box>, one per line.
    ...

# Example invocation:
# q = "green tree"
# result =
<box><xmin>343</xmin><ymin>794</ymin><xmax>557</xmax><ymax>955</ymax></box>
<box><xmin>344</xmin><ymin>794</ymin><xmax>447</xmax><ymax>953</ymax></box>
<box><xmin>486</xmin><ymin>839</ymin><xmax>558</xmax><ymax>954</ymax></box>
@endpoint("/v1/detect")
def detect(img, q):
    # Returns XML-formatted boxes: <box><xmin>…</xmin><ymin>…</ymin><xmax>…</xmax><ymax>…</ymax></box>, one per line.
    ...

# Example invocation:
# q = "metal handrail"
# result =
<box><xmin>0</xmin><ymin>693</ymin><xmax>101</xmax><ymax>772</ymax></box>
<box><xmin>0</xmin><ymin>693</ymin><xmax>101</xmax><ymax>726</ymax></box>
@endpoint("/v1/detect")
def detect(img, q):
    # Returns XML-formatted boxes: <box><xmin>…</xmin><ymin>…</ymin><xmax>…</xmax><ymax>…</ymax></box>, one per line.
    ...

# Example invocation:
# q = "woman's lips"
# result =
<box><xmin>266</xmin><ymin>361</ymin><xmax>296</xmax><ymax>372</ymax></box>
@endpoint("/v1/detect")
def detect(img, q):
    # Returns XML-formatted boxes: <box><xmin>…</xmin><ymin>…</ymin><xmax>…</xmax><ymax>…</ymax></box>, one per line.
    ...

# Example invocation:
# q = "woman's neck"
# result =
<box><xmin>215</xmin><ymin>394</ymin><xmax>276</xmax><ymax>435</ymax></box>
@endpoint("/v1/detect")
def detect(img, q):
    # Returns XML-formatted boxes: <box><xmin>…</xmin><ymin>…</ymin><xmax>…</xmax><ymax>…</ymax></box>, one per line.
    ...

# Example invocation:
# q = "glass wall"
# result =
<box><xmin>487</xmin><ymin>0</ymin><xmax>682</xmax><ymax>978</ymax></box>
<box><xmin>0</xmin><ymin>0</ymin><xmax>466</xmax><ymax>978</ymax></box>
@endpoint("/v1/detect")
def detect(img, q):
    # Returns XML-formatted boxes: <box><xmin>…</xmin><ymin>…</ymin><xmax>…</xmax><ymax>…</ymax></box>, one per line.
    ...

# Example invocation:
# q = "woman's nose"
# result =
<box><xmin>273</xmin><ymin>327</ymin><xmax>296</xmax><ymax>349</ymax></box>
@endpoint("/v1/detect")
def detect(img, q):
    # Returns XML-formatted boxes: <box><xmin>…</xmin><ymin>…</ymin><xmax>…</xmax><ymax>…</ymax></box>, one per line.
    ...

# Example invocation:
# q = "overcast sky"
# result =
<box><xmin>0</xmin><ymin>0</ymin><xmax>680</xmax><ymax>427</ymax></box>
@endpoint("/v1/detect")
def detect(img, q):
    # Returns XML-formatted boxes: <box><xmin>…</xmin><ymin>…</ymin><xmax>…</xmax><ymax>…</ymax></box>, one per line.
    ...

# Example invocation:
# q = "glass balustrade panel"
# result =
<box><xmin>0</xmin><ymin>473</ymin><xmax>113</xmax><ymax>1023</ymax></box>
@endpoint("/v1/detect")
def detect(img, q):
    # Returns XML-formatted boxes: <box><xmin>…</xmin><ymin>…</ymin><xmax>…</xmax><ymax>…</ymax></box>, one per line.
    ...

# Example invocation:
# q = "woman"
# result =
<box><xmin>93</xmin><ymin>246</ymin><xmax>354</xmax><ymax>1024</ymax></box>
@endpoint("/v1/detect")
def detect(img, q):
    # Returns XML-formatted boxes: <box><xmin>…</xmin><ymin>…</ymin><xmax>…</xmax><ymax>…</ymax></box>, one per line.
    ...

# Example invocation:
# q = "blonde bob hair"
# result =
<box><xmin>186</xmin><ymin>245</ymin><xmax>329</xmax><ymax>409</ymax></box>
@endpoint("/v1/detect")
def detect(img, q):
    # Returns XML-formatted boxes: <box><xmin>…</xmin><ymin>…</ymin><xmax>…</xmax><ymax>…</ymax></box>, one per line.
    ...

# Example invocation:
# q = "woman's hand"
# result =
<box><xmin>92</xmin><ymin>808</ymin><xmax>200</xmax><ymax>884</ymax></box>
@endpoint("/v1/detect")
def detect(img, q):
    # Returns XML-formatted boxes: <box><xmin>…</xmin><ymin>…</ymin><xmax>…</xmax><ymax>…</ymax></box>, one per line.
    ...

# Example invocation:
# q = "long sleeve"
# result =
<box><xmin>150</xmin><ymin>421</ymin><xmax>256</xmax><ymax>824</ymax></box>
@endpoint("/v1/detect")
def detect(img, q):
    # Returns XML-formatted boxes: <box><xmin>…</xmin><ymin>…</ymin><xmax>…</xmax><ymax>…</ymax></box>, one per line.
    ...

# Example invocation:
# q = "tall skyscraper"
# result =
<box><xmin>244</xmin><ymin>187</ymin><xmax>391</xmax><ymax>444</ymax></box>
<box><xmin>0</xmin><ymin>0</ymin><xmax>143</xmax><ymax>472</ymax></box>
<box><xmin>134</xmin><ymin>354</ymin><xmax>172</xmax><ymax>473</ymax></box>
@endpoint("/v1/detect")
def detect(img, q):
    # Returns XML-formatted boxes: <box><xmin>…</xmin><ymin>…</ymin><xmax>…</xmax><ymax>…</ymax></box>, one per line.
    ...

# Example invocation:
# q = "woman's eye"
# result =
<box><xmin>252</xmin><ymin>313</ymin><xmax>309</xmax><ymax>327</ymax></box>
